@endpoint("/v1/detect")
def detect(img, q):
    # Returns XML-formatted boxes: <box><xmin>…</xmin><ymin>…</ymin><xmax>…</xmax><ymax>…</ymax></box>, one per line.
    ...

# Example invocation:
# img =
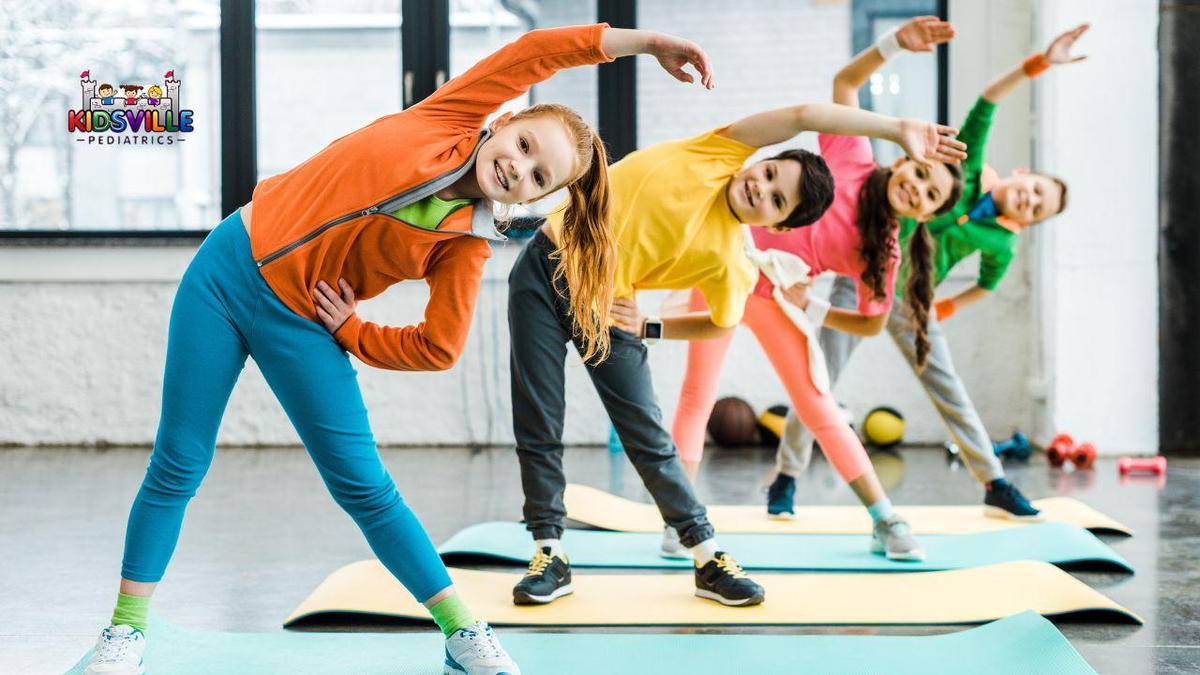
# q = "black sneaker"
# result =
<box><xmin>983</xmin><ymin>479</ymin><xmax>1043</xmax><ymax>520</ymax></box>
<box><xmin>512</xmin><ymin>547</ymin><xmax>573</xmax><ymax>605</ymax></box>
<box><xmin>694</xmin><ymin>552</ymin><xmax>765</xmax><ymax>607</ymax></box>
<box><xmin>766</xmin><ymin>473</ymin><xmax>796</xmax><ymax>519</ymax></box>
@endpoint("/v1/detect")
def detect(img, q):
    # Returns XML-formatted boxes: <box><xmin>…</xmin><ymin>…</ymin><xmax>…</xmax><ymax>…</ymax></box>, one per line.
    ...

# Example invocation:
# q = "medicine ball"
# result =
<box><xmin>707</xmin><ymin>397</ymin><xmax>759</xmax><ymax>448</ymax></box>
<box><xmin>757</xmin><ymin>404</ymin><xmax>789</xmax><ymax>446</ymax></box>
<box><xmin>862</xmin><ymin>406</ymin><xmax>905</xmax><ymax>447</ymax></box>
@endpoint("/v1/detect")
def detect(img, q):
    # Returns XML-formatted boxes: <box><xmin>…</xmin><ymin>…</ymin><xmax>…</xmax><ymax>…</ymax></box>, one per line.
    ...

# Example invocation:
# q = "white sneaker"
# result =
<box><xmin>660</xmin><ymin>524</ymin><xmax>693</xmax><ymax>560</ymax></box>
<box><xmin>83</xmin><ymin>624</ymin><xmax>146</xmax><ymax>674</ymax></box>
<box><xmin>443</xmin><ymin>620</ymin><xmax>520</xmax><ymax>675</ymax></box>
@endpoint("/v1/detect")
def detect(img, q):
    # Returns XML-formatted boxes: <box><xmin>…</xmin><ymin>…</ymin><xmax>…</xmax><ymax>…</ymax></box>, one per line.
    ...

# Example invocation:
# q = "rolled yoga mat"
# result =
<box><xmin>437</xmin><ymin>521</ymin><xmax>1134</xmax><ymax>573</ymax></box>
<box><xmin>285</xmin><ymin>559</ymin><xmax>1141</xmax><ymax>627</ymax></box>
<box><xmin>67</xmin><ymin>611</ymin><xmax>1098</xmax><ymax>675</ymax></box>
<box><xmin>564</xmin><ymin>483</ymin><xmax>1133</xmax><ymax>536</ymax></box>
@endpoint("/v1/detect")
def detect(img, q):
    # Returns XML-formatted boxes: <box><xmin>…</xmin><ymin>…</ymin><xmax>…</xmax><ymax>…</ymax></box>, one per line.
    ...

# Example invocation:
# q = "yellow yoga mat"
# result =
<box><xmin>564</xmin><ymin>484</ymin><xmax>1133</xmax><ymax>536</ymax></box>
<box><xmin>285</xmin><ymin>560</ymin><xmax>1140</xmax><ymax>627</ymax></box>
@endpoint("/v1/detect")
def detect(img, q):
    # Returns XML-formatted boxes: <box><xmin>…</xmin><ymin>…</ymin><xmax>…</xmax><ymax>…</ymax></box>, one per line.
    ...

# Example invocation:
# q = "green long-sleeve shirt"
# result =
<box><xmin>895</xmin><ymin>97</ymin><xmax>1019</xmax><ymax>296</ymax></box>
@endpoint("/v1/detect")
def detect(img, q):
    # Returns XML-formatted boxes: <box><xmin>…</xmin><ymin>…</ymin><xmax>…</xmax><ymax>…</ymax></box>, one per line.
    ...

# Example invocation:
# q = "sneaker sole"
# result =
<box><xmin>767</xmin><ymin>510</ymin><xmax>796</xmax><ymax>521</ymax></box>
<box><xmin>512</xmin><ymin>584</ymin><xmax>575</xmax><ymax>606</ymax></box>
<box><xmin>660</xmin><ymin>548</ymin><xmax>695</xmax><ymax>560</ymax></box>
<box><xmin>695</xmin><ymin>588</ymin><xmax>765</xmax><ymax>607</ymax></box>
<box><xmin>983</xmin><ymin>505</ymin><xmax>1045</xmax><ymax>521</ymax></box>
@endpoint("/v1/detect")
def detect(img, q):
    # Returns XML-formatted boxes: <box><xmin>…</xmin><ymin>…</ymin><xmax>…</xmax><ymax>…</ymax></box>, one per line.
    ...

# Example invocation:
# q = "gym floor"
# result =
<box><xmin>2</xmin><ymin>445</ymin><xmax>1195</xmax><ymax>674</ymax></box>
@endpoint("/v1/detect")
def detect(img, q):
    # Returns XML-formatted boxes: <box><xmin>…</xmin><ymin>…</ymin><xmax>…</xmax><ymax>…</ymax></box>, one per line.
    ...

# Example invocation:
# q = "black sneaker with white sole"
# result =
<box><xmin>694</xmin><ymin>552</ymin><xmax>765</xmax><ymax>607</ymax></box>
<box><xmin>512</xmin><ymin>547</ymin><xmax>573</xmax><ymax>606</ymax></box>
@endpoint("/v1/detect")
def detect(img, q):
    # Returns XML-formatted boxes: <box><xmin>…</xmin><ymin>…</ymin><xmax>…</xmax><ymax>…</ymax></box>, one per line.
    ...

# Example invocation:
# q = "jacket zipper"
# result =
<box><xmin>255</xmin><ymin>130</ymin><xmax>489</xmax><ymax>268</ymax></box>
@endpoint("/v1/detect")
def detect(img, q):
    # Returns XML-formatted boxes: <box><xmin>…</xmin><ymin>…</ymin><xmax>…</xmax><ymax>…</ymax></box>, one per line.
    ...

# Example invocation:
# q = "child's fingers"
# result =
<box><xmin>1070</xmin><ymin>55</ymin><xmax>1087</xmax><ymax>63</ymax></box>
<box><xmin>338</xmin><ymin>278</ymin><xmax>355</xmax><ymax>303</ymax></box>
<box><xmin>315</xmin><ymin>305</ymin><xmax>334</xmax><ymax>328</ymax></box>
<box><xmin>941</xmin><ymin>136</ymin><xmax>968</xmax><ymax>151</ymax></box>
<box><xmin>936</xmin><ymin>124</ymin><xmax>960</xmax><ymax>137</ymax></box>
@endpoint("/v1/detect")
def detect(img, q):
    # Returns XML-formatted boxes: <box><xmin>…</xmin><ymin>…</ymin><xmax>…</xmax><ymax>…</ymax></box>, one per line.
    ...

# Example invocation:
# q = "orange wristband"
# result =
<box><xmin>934</xmin><ymin>298</ymin><xmax>956</xmax><ymax>321</ymax></box>
<box><xmin>1023</xmin><ymin>53</ymin><xmax>1051</xmax><ymax>78</ymax></box>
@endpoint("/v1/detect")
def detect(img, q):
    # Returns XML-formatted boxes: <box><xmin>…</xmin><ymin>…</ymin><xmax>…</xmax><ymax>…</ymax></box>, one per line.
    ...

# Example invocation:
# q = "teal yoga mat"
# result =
<box><xmin>438</xmin><ymin>521</ymin><xmax>1133</xmax><ymax>573</ymax></box>
<box><xmin>66</xmin><ymin>611</ymin><xmax>1096</xmax><ymax>675</ymax></box>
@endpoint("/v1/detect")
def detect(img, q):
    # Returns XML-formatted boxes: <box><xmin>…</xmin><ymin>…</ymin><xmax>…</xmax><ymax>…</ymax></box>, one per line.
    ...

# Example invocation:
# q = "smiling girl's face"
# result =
<box><xmin>473</xmin><ymin>113</ymin><xmax>579</xmax><ymax>205</ymax></box>
<box><xmin>887</xmin><ymin>157</ymin><xmax>956</xmax><ymax>219</ymax></box>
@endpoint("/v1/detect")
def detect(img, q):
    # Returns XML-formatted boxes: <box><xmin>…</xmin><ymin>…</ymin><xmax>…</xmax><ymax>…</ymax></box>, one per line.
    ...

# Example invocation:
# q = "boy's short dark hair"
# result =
<box><xmin>1048</xmin><ymin>175</ymin><xmax>1068</xmax><ymax>215</ymax></box>
<box><xmin>771</xmin><ymin>149</ymin><xmax>835</xmax><ymax>229</ymax></box>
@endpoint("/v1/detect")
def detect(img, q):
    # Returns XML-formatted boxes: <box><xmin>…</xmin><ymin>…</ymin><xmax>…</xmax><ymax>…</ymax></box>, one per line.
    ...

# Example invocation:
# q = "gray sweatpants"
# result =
<box><xmin>777</xmin><ymin>275</ymin><xmax>1005</xmax><ymax>484</ymax></box>
<box><xmin>508</xmin><ymin>231</ymin><xmax>715</xmax><ymax>548</ymax></box>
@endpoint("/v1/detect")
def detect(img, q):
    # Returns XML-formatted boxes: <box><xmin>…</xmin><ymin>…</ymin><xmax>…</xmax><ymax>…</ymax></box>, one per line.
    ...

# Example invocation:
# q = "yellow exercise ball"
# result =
<box><xmin>862</xmin><ymin>407</ymin><xmax>905</xmax><ymax>447</ymax></box>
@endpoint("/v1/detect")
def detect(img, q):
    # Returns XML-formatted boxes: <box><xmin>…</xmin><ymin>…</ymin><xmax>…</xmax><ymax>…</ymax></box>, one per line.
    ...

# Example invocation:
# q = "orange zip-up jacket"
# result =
<box><xmin>249</xmin><ymin>23</ymin><xmax>612</xmax><ymax>371</ymax></box>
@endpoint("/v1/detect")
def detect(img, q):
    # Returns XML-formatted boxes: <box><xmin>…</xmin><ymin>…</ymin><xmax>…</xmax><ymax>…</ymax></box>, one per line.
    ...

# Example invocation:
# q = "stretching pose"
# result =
<box><xmin>669</xmin><ymin>16</ymin><xmax>965</xmax><ymax>561</ymax></box>
<box><xmin>82</xmin><ymin>24</ymin><xmax>712</xmax><ymax>675</ymax></box>
<box><xmin>768</xmin><ymin>22</ymin><xmax>1087</xmax><ymax>521</ymax></box>
<box><xmin>510</xmin><ymin>43</ymin><xmax>962</xmax><ymax>607</ymax></box>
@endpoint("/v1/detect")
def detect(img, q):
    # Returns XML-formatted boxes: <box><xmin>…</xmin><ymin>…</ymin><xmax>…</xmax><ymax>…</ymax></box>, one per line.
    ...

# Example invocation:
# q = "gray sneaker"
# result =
<box><xmin>870</xmin><ymin>515</ymin><xmax>925</xmax><ymax>561</ymax></box>
<box><xmin>660</xmin><ymin>524</ymin><xmax>694</xmax><ymax>560</ymax></box>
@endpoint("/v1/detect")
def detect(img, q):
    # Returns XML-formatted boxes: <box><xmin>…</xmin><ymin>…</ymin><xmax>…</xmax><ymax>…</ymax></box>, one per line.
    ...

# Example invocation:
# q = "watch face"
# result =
<box><xmin>644</xmin><ymin>321</ymin><xmax>663</xmax><ymax>340</ymax></box>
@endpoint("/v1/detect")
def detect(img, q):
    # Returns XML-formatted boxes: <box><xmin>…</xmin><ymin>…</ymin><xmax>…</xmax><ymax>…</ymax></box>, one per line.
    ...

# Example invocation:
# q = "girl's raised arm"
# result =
<box><xmin>832</xmin><ymin>15</ymin><xmax>954</xmax><ymax>107</ymax></box>
<box><xmin>413</xmin><ymin>25</ymin><xmax>711</xmax><ymax>130</ymax></box>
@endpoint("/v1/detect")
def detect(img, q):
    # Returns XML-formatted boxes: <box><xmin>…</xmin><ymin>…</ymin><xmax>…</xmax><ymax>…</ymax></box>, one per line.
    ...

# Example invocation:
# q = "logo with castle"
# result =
<box><xmin>68</xmin><ymin>69</ymin><xmax>195</xmax><ymax>145</ymax></box>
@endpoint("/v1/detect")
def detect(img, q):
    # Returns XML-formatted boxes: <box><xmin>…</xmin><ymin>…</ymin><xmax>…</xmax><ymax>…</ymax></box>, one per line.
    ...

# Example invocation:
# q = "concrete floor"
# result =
<box><xmin>1</xmin><ymin>444</ymin><xmax>1195</xmax><ymax>674</ymax></box>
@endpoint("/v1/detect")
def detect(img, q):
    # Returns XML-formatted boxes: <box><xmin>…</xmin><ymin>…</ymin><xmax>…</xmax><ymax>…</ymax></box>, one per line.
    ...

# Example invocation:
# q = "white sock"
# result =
<box><xmin>690</xmin><ymin>537</ymin><xmax>719</xmax><ymax>565</ymax></box>
<box><xmin>535</xmin><ymin>538</ymin><xmax>562</xmax><ymax>557</ymax></box>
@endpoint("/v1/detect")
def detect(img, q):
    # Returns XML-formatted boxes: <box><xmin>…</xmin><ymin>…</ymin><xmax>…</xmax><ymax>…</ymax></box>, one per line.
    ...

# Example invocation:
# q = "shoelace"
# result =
<box><xmin>715</xmin><ymin>554</ymin><xmax>749</xmax><ymax>579</ymax></box>
<box><xmin>882</xmin><ymin>517</ymin><xmax>912</xmax><ymax>537</ymax></box>
<box><xmin>459</xmin><ymin>623</ymin><xmax>506</xmax><ymax>660</ymax></box>
<box><xmin>92</xmin><ymin>630</ymin><xmax>134</xmax><ymax>664</ymax></box>
<box><xmin>525</xmin><ymin>550</ymin><xmax>553</xmax><ymax>577</ymax></box>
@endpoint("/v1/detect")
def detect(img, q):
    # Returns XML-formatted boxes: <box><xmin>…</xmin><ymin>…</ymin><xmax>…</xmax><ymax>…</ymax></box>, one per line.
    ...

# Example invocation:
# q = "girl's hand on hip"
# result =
<box><xmin>780</xmin><ymin>280</ymin><xmax>811</xmax><ymax>310</ymax></box>
<box><xmin>896</xmin><ymin>16</ymin><xmax>956</xmax><ymax>53</ymax></box>
<box><xmin>898</xmin><ymin>118</ymin><xmax>967</xmax><ymax>165</ymax></box>
<box><xmin>610</xmin><ymin>297</ymin><xmax>645</xmax><ymax>337</ymax></box>
<box><xmin>647</xmin><ymin>32</ymin><xmax>714</xmax><ymax>89</ymax></box>
<box><xmin>313</xmin><ymin>279</ymin><xmax>357</xmax><ymax>333</ymax></box>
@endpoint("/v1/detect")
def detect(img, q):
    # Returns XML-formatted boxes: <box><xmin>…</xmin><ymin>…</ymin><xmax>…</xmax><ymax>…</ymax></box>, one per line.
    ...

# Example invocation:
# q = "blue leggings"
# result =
<box><xmin>120</xmin><ymin>210</ymin><xmax>451</xmax><ymax>603</ymax></box>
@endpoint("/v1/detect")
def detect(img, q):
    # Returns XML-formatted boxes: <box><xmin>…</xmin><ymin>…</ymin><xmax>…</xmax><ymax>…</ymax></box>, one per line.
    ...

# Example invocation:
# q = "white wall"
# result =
<box><xmin>2</xmin><ymin>0</ymin><xmax>1127</xmax><ymax>449</ymax></box>
<box><xmin>1033</xmin><ymin>0</ymin><xmax>1159</xmax><ymax>453</ymax></box>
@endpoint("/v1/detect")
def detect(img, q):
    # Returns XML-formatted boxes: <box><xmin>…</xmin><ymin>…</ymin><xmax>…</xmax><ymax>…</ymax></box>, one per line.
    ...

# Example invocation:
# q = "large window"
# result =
<box><xmin>0</xmin><ymin>1</ymin><xmax>221</xmax><ymax>233</ymax></box>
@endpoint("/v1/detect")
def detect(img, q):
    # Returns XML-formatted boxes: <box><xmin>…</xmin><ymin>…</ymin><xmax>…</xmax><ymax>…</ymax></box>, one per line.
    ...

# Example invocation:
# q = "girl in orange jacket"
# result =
<box><xmin>82</xmin><ymin>24</ymin><xmax>713</xmax><ymax>675</ymax></box>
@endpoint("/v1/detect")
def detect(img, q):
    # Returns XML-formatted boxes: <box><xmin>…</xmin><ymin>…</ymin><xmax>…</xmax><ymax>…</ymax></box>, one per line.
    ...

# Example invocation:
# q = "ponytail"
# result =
<box><xmin>549</xmin><ymin>131</ymin><xmax>614</xmax><ymax>364</ymax></box>
<box><xmin>904</xmin><ymin>221</ymin><xmax>934</xmax><ymax>369</ymax></box>
<box><xmin>855</xmin><ymin>167</ymin><xmax>898</xmax><ymax>302</ymax></box>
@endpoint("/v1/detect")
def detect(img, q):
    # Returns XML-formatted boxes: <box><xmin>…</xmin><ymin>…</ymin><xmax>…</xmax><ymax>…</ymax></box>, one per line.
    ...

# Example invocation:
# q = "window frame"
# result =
<box><xmin>851</xmin><ymin>0</ymin><xmax>949</xmax><ymax>125</ymax></box>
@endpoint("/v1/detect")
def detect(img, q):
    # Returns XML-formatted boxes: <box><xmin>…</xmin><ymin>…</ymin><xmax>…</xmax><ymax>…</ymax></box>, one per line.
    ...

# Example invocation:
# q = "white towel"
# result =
<box><xmin>742</xmin><ymin>233</ymin><xmax>831</xmax><ymax>393</ymax></box>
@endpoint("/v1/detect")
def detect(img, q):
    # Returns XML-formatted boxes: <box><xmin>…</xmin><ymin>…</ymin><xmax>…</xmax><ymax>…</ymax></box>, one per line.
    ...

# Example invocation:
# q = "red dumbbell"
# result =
<box><xmin>1071</xmin><ymin>442</ymin><xmax>1097</xmax><ymax>470</ymax></box>
<box><xmin>1046</xmin><ymin>433</ymin><xmax>1074</xmax><ymax>467</ymax></box>
<box><xmin>1118</xmin><ymin>455</ymin><xmax>1167</xmax><ymax>475</ymax></box>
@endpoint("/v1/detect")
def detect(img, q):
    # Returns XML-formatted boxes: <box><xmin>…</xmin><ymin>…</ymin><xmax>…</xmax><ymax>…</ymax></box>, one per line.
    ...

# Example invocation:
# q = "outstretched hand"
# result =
<box><xmin>648</xmin><ymin>32</ymin><xmax>714</xmax><ymax>89</ymax></box>
<box><xmin>898</xmin><ymin>119</ymin><xmax>967</xmax><ymax>165</ymax></box>
<box><xmin>1045</xmin><ymin>23</ymin><xmax>1089</xmax><ymax>65</ymax></box>
<box><xmin>896</xmin><ymin>15</ymin><xmax>956</xmax><ymax>53</ymax></box>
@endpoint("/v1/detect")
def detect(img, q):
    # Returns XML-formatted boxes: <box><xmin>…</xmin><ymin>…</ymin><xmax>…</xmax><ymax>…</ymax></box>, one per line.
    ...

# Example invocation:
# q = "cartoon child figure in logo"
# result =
<box><xmin>120</xmin><ymin>84</ymin><xmax>143</xmax><ymax>105</ymax></box>
<box><xmin>98</xmin><ymin>84</ymin><xmax>115</xmax><ymax>105</ymax></box>
<box><xmin>146</xmin><ymin>85</ymin><xmax>163</xmax><ymax>106</ymax></box>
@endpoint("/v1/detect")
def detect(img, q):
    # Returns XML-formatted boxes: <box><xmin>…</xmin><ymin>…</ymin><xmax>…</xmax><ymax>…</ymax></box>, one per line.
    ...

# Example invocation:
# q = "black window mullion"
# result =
<box><xmin>936</xmin><ymin>0</ymin><xmax>949</xmax><ymax>125</ymax></box>
<box><xmin>597</xmin><ymin>0</ymin><xmax>636</xmax><ymax>162</ymax></box>
<box><xmin>221</xmin><ymin>0</ymin><xmax>256</xmax><ymax>219</ymax></box>
<box><xmin>402</xmin><ymin>0</ymin><xmax>450</xmax><ymax>109</ymax></box>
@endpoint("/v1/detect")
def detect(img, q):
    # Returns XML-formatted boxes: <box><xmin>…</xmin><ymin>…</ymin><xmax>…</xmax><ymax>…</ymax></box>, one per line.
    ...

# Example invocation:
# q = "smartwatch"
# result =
<box><xmin>641</xmin><ymin>316</ymin><xmax>663</xmax><ymax>345</ymax></box>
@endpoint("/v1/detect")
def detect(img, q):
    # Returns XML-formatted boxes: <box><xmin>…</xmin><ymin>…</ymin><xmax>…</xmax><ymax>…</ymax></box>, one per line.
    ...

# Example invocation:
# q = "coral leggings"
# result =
<box><xmin>671</xmin><ymin>289</ymin><xmax>873</xmax><ymax>483</ymax></box>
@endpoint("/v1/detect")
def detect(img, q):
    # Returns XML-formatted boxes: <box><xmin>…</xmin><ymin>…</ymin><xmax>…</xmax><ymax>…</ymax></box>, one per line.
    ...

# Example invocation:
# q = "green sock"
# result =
<box><xmin>111</xmin><ymin>592</ymin><xmax>150</xmax><ymax>632</ymax></box>
<box><xmin>429</xmin><ymin>594</ymin><xmax>475</xmax><ymax>637</ymax></box>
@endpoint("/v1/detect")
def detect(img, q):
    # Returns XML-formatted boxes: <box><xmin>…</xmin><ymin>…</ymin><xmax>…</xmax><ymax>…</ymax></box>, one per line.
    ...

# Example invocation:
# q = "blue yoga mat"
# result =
<box><xmin>65</xmin><ymin>611</ymin><xmax>1096</xmax><ymax>675</ymax></box>
<box><xmin>438</xmin><ymin>521</ymin><xmax>1133</xmax><ymax>572</ymax></box>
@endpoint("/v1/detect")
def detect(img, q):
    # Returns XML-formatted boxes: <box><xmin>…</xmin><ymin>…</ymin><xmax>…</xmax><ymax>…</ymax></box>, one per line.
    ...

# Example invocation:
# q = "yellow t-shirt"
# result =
<box><xmin>548</xmin><ymin>126</ymin><xmax>757</xmax><ymax>327</ymax></box>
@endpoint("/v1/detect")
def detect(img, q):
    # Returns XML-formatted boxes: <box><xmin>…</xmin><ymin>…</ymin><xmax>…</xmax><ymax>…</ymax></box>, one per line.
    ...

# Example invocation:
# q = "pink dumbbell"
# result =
<box><xmin>1117</xmin><ymin>456</ymin><xmax>1167</xmax><ymax>475</ymax></box>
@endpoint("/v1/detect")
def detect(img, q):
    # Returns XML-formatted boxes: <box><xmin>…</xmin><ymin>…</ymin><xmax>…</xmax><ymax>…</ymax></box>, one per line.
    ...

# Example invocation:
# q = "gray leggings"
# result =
<box><xmin>508</xmin><ymin>231</ymin><xmax>715</xmax><ymax>548</ymax></box>
<box><xmin>777</xmin><ymin>275</ymin><xmax>1005</xmax><ymax>484</ymax></box>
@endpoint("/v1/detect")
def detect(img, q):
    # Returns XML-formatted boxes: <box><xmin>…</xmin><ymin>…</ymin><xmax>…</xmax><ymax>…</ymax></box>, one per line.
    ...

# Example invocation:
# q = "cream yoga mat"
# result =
<box><xmin>284</xmin><ymin>560</ymin><xmax>1140</xmax><ymax>627</ymax></box>
<box><xmin>563</xmin><ymin>484</ymin><xmax>1133</xmax><ymax>536</ymax></box>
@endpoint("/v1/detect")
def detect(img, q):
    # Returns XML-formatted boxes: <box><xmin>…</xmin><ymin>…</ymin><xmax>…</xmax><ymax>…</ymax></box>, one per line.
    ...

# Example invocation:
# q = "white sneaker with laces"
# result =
<box><xmin>83</xmin><ymin>624</ymin><xmax>146</xmax><ymax>675</ymax></box>
<box><xmin>444</xmin><ymin>620</ymin><xmax>520</xmax><ymax>675</ymax></box>
<box><xmin>659</xmin><ymin>524</ymin><xmax>694</xmax><ymax>560</ymax></box>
